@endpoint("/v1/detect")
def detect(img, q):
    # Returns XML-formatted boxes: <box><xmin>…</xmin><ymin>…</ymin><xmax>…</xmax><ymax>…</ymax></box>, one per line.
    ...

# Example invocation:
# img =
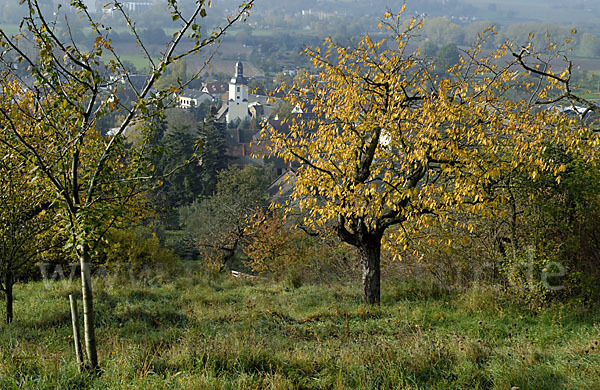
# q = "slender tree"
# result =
<box><xmin>0</xmin><ymin>0</ymin><xmax>252</xmax><ymax>369</ymax></box>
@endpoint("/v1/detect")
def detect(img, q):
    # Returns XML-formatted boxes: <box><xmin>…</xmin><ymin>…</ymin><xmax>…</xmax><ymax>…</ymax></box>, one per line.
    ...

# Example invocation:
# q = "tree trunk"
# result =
<box><xmin>5</xmin><ymin>271</ymin><xmax>13</xmax><ymax>324</ymax></box>
<box><xmin>358</xmin><ymin>236</ymin><xmax>382</xmax><ymax>305</ymax></box>
<box><xmin>78</xmin><ymin>243</ymin><xmax>98</xmax><ymax>370</ymax></box>
<box><xmin>218</xmin><ymin>239</ymin><xmax>239</xmax><ymax>273</ymax></box>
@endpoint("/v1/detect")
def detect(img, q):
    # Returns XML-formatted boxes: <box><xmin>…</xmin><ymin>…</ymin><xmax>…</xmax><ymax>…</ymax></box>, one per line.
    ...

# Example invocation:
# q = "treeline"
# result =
<box><xmin>418</xmin><ymin>17</ymin><xmax>600</xmax><ymax>57</ymax></box>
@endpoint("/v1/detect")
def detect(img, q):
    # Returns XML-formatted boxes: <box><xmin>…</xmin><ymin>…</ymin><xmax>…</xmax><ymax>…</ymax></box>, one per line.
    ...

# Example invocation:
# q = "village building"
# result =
<box><xmin>176</xmin><ymin>89</ymin><xmax>215</xmax><ymax>109</ymax></box>
<box><xmin>201</xmin><ymin>82</ymin><xmax>228</xmax><ymax>95</ymax></box>
<box><xmin>102</xmin><ymin>1</ymin><xmax>152</xmax><ymax>15</ymax></box>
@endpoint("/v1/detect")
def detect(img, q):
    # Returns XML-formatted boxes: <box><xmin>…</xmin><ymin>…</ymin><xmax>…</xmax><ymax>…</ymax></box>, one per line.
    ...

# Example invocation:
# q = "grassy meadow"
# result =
<box><xmin>0</xmin><ymin>267</ymin><xmax>599</xmax><ymax>389</ymax></box>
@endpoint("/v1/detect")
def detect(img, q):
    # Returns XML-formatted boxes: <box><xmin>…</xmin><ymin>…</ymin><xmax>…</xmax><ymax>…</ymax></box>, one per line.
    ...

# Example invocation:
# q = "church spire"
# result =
<box><xmin>236</xmin><ymin>60</ymin><xmax>243</xmax><ymax>77</ymax></box>
<box><xmin>231</xmin><ymin>60</ymin><xmax>247</xmax><ymax>84</ymax></box>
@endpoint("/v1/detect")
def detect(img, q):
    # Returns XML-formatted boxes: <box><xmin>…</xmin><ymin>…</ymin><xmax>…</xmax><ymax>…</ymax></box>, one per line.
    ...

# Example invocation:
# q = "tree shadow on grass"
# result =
<box><xmin>116</xmin><ymin>306</ymin><xmax>189</xmax><ymax>329</ymax></box>
<box><xmin>503</xmin><ymin>365</ymin><xmax>567</xmax><ymax>390</ymax></box>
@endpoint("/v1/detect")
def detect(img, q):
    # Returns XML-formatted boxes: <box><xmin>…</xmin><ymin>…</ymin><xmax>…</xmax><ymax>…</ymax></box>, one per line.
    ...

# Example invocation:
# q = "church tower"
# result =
<box><xmin>226</xmin><ymin>60</ymin><xmax>249</xmax><ymax>123</ymax></box>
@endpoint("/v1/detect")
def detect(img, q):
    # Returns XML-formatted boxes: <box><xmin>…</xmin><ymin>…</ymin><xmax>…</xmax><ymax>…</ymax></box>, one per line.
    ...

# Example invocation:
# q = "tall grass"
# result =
<box><xmin>1</xmin><ymin>271</ymin><xmax>599</xmax><ymax>389</ymax></box>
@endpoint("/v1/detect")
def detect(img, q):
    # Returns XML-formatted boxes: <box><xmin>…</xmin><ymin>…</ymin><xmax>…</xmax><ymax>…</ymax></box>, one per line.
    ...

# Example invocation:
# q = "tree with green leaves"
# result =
<box><xmin>180</xmin><ymin>166</ymin><xmax>270</xmax><ymax>271</ymax></box>
<box><xmin>436</xmin><ymin>43</ymin><xmax>461</xmax><ymax>71</ymax></box>
<box><xmin>198</xmin><ymin>116</ymin><xmax>229</xmax><ymax>196</ymax></box>
<box><xmin>155</xmin><ymin>118</ymin><xmax>204</xmax><ymax>210</ymax></box>
<box><xmin>0</xmin><ymin>0</ymin><xmax>252</xmax><ymax>369</ymax></box>
<box><xmin>153</xmin><ymin>110</ymin><xmax>227</xmax><ymax>224</ymax></box>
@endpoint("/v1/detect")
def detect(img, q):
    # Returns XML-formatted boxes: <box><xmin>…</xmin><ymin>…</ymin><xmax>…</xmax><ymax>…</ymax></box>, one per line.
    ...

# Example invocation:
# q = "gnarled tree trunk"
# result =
<box><xmin>338</xmin><ymin>218</ymin><xmax>384</xmax><ymax>305</ymax></box>
<box><xmin>358</xmin><ymin>234</ymin><xmax>382</xmax><ymax>305</ymax></box>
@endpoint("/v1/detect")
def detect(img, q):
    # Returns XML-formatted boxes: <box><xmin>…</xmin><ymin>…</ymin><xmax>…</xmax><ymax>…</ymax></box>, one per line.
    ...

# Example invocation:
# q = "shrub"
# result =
<box><xmin>96</xmin><ymin>228</ymin><xmax>179</xmax><ymax>284</ymax></box>
<box><xmin>502</xmin><ymin>153</ymin><xmax>600</xmax><ymax>302</ymax></box>
<box><xmin>391</xmin><ymin>149</ymin><xmax>600</xmax><ymax>304</ymax></box>
<box><xmin>244</xmin><ymin>210</ymin><xmax>359</xmax><ymax>284</ymax></box>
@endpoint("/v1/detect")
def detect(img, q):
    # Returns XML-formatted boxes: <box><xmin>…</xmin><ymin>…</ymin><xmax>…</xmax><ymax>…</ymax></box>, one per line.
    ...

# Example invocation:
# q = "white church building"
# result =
<box><xmin>226</xmin><ymin>60</ymin><xmax>250</xmax><ymax>123</ymax></box>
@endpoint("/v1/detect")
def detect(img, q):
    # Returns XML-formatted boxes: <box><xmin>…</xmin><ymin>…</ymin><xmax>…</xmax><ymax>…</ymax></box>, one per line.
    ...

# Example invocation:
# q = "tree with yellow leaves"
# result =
<box><xmin>260</xmin><ymin>9</ymin><xmax>596</xmax><ymax>304</ymax></box>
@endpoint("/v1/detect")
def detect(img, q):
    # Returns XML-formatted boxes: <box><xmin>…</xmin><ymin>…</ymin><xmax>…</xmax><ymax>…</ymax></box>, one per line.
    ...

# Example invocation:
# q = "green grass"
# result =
<box><xmin>1</xmin><ymin>270</ymin><xmax>599</xmax><ymax>389</ymax></box>
<box><xmin>99</xmin><ymin>53</ymin><xmax>160</xmax><ymax>72</ymax></box>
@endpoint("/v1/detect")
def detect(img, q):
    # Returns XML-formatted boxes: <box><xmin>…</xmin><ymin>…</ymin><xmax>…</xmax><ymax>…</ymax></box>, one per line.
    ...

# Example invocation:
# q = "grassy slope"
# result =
<box><xmin>0</xmin><ymin>271</ymin><xmax>599</xmax><ymax>389</ymax></box>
